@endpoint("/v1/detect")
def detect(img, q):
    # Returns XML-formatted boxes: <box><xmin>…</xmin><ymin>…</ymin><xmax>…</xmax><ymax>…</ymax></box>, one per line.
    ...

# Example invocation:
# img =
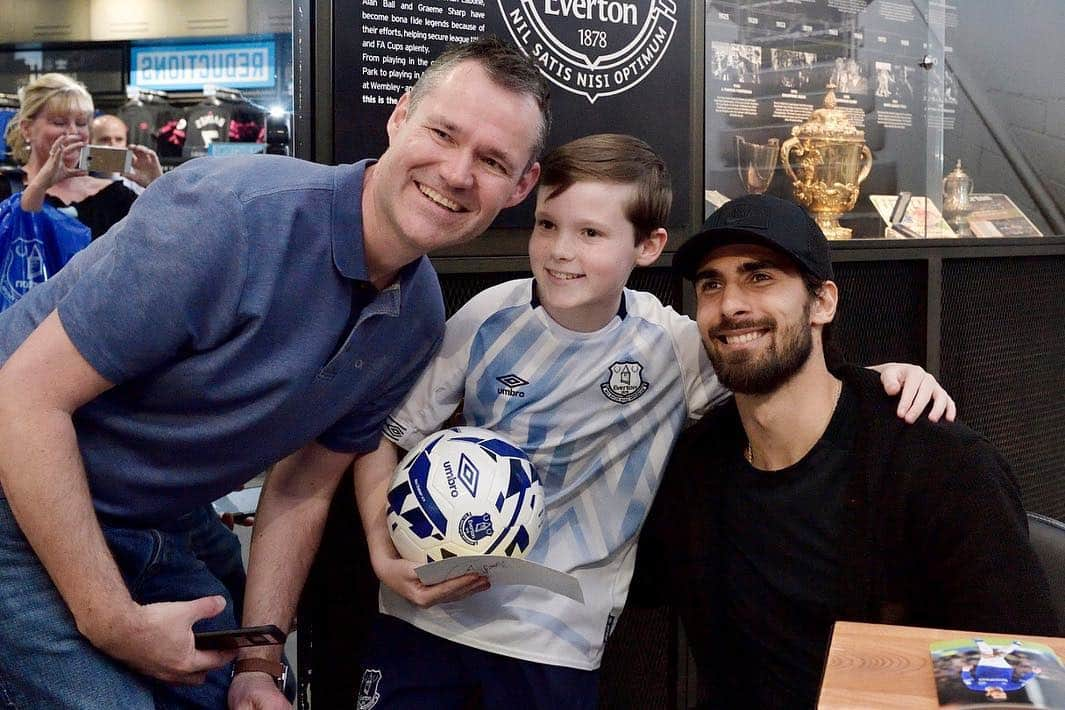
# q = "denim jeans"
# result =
<box><xmin>0</xmin><ymin>493</ymin><xmax>245</xmax><ymax>709</ymax></box>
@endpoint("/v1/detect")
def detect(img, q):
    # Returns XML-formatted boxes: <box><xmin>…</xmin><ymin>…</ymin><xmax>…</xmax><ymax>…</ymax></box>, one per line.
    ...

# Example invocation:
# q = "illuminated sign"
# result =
<box><xmin>130</xmin><ymin>41</ymin><xmax>276</xmax><ymax>90</ymax></box>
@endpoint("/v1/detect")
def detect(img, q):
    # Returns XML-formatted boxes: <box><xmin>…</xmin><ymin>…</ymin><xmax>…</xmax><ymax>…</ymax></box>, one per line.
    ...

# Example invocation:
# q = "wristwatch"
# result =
<box><xmin>232</xmin><ymin>657</ymin><xmax>287</xmax><ymax>692</ymax></box>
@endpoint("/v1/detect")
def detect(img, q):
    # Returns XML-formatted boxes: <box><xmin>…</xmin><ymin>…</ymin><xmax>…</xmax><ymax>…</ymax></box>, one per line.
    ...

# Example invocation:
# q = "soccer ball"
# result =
<box><xmin>386</xmin><ymin>426</ymin><xmax>545</xmax><ymax>563</ymax></box>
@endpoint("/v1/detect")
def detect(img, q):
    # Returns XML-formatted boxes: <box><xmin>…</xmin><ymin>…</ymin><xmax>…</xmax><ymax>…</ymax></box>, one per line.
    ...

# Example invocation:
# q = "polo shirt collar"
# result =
<box><xmin>331</xmin><ymin>159</ymin><xmax>376</xmax><ymax>282</ymax></box>
<box><xmin>332</xmin><ymin>159</ymin><xmax>425</xmax><ymax>317</ymax></box>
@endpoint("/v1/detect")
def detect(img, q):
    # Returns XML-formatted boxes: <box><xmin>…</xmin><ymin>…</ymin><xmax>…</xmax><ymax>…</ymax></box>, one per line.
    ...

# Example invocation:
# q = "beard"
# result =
<box><xmin>705</xmin><ymin>304</ymin><xmax>814</xmax><ymax>395</ymax></box>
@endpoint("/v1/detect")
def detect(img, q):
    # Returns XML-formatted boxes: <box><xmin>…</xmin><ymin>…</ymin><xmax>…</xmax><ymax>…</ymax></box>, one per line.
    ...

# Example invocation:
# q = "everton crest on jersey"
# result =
<box><xmin>600</xmin><ymin>361</ymin><xmax>649</xmax><ymax>403</ymax></box>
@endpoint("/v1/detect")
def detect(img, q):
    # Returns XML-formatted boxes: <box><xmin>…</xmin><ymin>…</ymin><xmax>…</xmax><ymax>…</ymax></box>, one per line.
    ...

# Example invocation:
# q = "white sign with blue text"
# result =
<box><xmin>130</xmin><ymin>41</ymin><xmax>276</xmax><ymax>90</ymax></box>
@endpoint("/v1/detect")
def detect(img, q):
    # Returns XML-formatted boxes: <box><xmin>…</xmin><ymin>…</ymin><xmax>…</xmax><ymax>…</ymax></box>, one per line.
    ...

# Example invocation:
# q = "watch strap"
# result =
<box><xmin>233</xmin><ymin>657</ymin><xmax>285</xmax><ymax>681</ymax></box>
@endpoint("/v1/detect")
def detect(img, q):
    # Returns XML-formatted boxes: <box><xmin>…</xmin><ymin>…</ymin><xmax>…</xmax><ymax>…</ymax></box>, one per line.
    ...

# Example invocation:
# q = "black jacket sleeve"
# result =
<box><xmin>897</xmin><ymin>424</ymin><xmax>1059</xmax><ymax>635</ymax></box>
<box><xmin>629</xmin><ymin>411</ymin><xmax>734</xmax><ymax>677</ymax></box>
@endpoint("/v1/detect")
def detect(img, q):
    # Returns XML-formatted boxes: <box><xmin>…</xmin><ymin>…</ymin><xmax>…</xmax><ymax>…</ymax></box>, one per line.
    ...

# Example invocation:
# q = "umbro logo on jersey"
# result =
<box><xmin>496</xmin><ymin>373</ymin><xmax>529</xmax><ymax>398</ymax></box>
<box><xmin>383</xmin><ymin>417</ymin><xmax>406</xmax><ymax>441</ymax></box>
<box><xmin>601</xmin><ymin>362</ymin><xmax>649</xmax><ymax>403</ymax></box>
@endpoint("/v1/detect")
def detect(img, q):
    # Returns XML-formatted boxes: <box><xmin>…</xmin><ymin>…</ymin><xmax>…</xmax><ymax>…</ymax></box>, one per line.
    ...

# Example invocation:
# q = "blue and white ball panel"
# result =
<box><xmin>386</xmin><ymin>426</ymin><xmax>544</xmax><ymax>562</ymax></box>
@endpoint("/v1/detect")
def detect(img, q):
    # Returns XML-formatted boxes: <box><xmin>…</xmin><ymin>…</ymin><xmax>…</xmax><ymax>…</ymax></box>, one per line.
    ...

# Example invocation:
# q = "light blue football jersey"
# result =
<box><xmin>380</xmin><ymin>279</ymin><xmax>729</xmax><ymax>669</ymax></box>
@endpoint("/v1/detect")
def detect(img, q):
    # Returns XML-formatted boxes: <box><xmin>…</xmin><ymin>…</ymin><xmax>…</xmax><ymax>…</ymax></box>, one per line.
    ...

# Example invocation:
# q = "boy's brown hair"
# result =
<box><xmin>538</xmin><ymin>133</ymin><xmax>672</xmax><ymax>243</ymax></box>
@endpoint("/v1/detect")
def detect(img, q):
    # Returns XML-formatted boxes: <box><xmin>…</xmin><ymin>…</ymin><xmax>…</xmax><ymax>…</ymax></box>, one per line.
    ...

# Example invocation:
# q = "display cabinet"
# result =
<box><xmin>702</xmin><ymin>0</ymin><xmax>1062</xmax><ymax>241</ymax></box>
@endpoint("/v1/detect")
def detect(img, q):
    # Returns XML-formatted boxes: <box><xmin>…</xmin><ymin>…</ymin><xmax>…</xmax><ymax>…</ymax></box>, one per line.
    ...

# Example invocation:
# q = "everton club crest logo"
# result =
<box><xmin>601</xmin><ymin>362</ymin><xmax>649</xmax><ymax>403</ymax></box>
<box><xmin>357</xmin><ymin>668</ymin><xmax>382</xmax><ymax>710</ymax></box>
<box><xmin>459</xmin><ymin>512</ymin><xmax>495</xmax><ymax>545</ymax></box>
<box><xmin>498</xmin><ymin>0</ymin><xmax>678</xmax><ymax>104</ymax></box>
<box><xmin>0</xmin><ymin>235</ymin><xmax>48</xmax><ymax>306</ymax></box>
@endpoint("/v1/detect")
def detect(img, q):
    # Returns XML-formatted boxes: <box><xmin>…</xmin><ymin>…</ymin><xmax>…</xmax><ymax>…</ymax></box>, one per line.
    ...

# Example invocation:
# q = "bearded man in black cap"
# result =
<box><xmin>636</xmin><ymin>194</ymin><xmax>1057</xmax><ymax>708</ymax></box>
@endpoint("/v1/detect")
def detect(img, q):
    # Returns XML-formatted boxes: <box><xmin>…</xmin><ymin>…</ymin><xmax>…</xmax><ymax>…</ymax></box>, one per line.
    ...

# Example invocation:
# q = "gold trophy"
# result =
<box><xmin>735</xmin><ymin>136</ymin><xmax>779</xmax><ymax>194</ymax></box>
<box><xmin>780</xmin><ymin>83</ymin><xmax>873</xmax><ymax>239</ymax></box>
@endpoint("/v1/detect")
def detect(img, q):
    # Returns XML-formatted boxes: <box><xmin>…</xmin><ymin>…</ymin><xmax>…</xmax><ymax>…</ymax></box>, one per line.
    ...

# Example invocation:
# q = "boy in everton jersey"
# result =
<box><xmin>352</xmin><ymin>134</ymin><xmax>954</xmax><ymax>708</ymax></box>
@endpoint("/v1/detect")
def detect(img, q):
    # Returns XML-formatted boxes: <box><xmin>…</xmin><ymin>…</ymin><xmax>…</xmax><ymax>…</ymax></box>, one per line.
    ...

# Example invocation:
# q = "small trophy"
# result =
<box><xmin>942</xmin><ymin>159</ymin><xmax>973</xmax><ymax>235</ymax></box>
<box><xmin>735</xmin><ymin>136</ymin><xmax>779</xmax><ymax>194</ymax></box>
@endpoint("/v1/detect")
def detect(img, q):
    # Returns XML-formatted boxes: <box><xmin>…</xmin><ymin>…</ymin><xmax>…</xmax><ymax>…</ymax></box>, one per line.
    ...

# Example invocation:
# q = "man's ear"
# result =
<box><xmin>385</xmin><ymin>91</ymin><xmax>412</xmax><ymax>143</ymax></box>
<box><xmin>635</xmin><ymin>228</ymin><xmax>668</xmax><ymax>267</ymax></box>
<box><xmin>505</xmin><ymin>161</ymin><xmax>540</xmax><ymax>207</ymax></box>
<box><xmin>811</xmin><ymin>279</ymin><xmax>839</xmax><ymax>325</ymax></box>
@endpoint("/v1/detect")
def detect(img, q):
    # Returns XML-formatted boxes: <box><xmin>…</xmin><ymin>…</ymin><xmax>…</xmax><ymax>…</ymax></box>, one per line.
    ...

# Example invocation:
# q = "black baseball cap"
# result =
<box><xmin>673</xmin><ymin>194</ymin><xmax>833</xmax><ymax>282</ymax></box>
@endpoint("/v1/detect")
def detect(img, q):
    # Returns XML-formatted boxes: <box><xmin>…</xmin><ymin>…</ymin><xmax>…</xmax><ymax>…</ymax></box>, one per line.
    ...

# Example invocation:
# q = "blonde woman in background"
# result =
<box><xmin>3</xmin><ymin>72</ymin><xmax>161</xmax><ymax>239</ymax></box>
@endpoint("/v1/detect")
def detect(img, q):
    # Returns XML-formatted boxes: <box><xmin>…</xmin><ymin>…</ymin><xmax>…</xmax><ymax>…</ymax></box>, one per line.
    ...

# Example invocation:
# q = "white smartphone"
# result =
<box><xmin>77</xmin><ymin>145</ymin><xmax>132</xmax><ymax>174</ymax></box>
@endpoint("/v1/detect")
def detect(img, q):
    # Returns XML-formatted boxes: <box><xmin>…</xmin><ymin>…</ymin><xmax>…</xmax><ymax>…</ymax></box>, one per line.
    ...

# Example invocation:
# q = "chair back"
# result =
<box><xmin>1027</xmin><ymin>512</ymin><xmax>1065</xmax><ymax>634</ymax></box>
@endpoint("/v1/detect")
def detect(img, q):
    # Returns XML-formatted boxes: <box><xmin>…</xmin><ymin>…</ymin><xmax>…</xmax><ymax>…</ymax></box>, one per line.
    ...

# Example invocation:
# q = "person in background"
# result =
<box><xmin>89</xmin><ymin>113</ymin><xmax>159</xmax><ymax>195</ymax></box>
<box><xmin>636</xmin><ymin>194</ymin><xmax>1056</xmax><ymax>709</ymax></box>
<box><xmin>3</xmin><ymin>74</ymin><xmax>161</xmax><ymax>239</ymax></box>
<box><xmin>0</xmin><ymin>37</ymin><xmax>547</xmax><ymax>710</ymax></box>
<box><xmin>90</xmin><ymin>113</ymin><xmax>128</xmax><ymax>148</ymax></box>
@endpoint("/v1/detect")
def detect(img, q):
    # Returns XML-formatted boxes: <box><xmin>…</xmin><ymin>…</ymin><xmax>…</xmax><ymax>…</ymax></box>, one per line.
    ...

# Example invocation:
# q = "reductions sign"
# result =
<box><xmin>333</xmin><ymin>0</ymin><xmax>692</xmax><ymax>230</ymax></box>
<box><xmin>130</xmin><ymin>40</ymin><xmax>277</xmax><ymax>91</ymax></box>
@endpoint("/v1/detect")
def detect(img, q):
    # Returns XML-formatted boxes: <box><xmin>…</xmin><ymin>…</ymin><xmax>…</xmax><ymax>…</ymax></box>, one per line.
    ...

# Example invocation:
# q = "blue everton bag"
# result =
<box><xmin>0</xmin><ymin>193</ymin><xmax>90</xmax><ymax>312</ymax></box>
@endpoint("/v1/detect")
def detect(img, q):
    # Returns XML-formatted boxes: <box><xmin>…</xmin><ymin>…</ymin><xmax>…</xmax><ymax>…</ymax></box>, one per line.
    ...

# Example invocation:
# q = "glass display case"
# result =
<box><xmin>702</xmin><ymin>0</ymin><xmax>1052</xmax><ymax>240</ymax></box>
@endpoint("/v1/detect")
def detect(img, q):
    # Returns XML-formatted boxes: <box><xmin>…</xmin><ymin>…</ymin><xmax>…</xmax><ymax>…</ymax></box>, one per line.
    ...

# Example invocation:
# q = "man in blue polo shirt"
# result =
<box><xmin>0</xmin><ymin>37</ymin><xmax>548</xmax><ymax>710</ymax></box>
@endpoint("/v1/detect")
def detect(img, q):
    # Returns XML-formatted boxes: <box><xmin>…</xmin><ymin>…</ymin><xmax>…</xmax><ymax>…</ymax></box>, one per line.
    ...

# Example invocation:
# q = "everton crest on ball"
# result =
<box><xmin>387</xmin><ymin>426</ymin><xmax>545</xmax><ymax>563</ymax></box>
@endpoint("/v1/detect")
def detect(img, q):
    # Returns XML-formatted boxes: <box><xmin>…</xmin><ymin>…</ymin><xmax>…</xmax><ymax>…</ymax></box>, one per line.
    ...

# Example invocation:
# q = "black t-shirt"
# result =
<box><xmin>182</xmin><ymin>103</ymin><xmax>236</xmax><ymax>157</ymax></box>
<box><xmin>44</xmin><ymin>180</ymin><xmax>138</xmax><ymax>239</ymax></box>
<box><xmin>118</xmin><ymin>103</ymin><xmax>159</xmax><ymax>147</ymax></box>
<box><xmin>117</xmin><ymin>101</ymin><xmax>181</xmax><ymax>148</ymax></box>
<box><xmin>717</xmin><ymin>383</ymin><xmax>858</xmax><ymax>709</ymax></box>
<box><xmin>182</xmin><ymin>101</ymin><xmax>266</xmax><ymax>157</ymax></box>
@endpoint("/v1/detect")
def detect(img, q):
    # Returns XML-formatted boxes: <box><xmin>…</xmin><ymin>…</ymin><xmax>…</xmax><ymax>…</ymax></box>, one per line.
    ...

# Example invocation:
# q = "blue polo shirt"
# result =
<box><xmin>0</xmin><ymin>156</ymin><xmax>445</xmax><ymax>524</ymax></box>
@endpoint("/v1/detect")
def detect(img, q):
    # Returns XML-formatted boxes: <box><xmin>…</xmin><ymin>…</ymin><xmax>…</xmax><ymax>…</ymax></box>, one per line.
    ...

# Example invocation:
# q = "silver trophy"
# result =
<box><xmin>735</xmin><ymin>136</ymin><xmax>779</xmax><ymax>194</ymax></box>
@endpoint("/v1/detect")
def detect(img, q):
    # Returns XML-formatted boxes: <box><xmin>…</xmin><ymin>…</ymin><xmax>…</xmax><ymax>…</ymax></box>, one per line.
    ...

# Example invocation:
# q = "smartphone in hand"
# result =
<box><xmin>194</xmin><ymin>624</ymin><xmax>286</xmax><ymax>651</ymax></box>
<box><xmin>77</xmin><ymin>145</ymin><xmax>132</xmax><ymax>174</ymax></box>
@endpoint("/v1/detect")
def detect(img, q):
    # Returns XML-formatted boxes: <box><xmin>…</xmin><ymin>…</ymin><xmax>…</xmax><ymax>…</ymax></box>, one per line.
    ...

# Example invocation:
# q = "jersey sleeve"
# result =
<box><xmin>56</xmin><ymin>165</ymin><xmax>249</xmax><ymax>385</ymax></box>
<box><xmin>383</xmin><ymin>285</ymin><xmax>498</xmax><ymax>451</ymax></box>
<box><xmin>665</xmin><ymin>306</ymin><xmax>731</xmax><ymax>419</ymax></box>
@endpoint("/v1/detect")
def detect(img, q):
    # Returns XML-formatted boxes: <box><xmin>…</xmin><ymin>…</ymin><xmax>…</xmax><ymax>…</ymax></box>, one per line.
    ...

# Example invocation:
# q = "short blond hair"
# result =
<box><xmin>408</xmin><ymin>36</ymin><xmax>551</xmax><ymax>167</ymax></box>
<box><xmin>4</xmin><ymin>73</ymin><xmax>94</xmax><ymax>165</ymax></box>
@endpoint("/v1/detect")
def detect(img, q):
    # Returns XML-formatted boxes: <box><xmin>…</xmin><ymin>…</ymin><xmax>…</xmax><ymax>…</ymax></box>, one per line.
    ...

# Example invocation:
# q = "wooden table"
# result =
<box><xmin>818</xmin><ymin>621</ymin><xmax>1065</xmax><ymax>708</ymax></box>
